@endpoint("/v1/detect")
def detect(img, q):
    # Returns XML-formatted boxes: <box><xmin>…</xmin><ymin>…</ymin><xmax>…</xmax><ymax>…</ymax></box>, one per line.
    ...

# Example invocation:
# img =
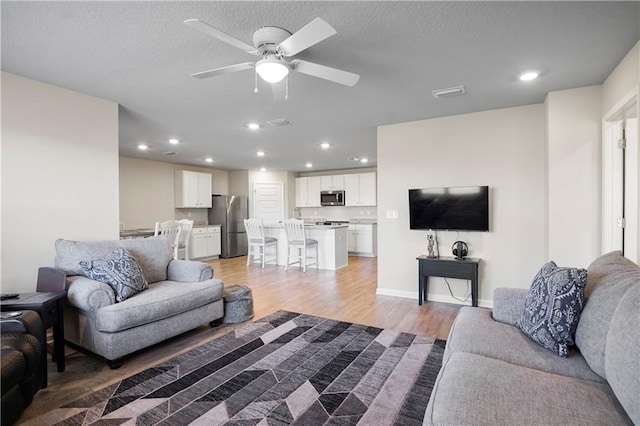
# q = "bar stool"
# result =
<box><xmin>244</xmin><ymin>218</ymin><xmax>278</xmax><ymax>268</ymax></box>
<box><xmin>154</xmin><ymin>220</ymin><xmax>182</xmax><ymax>259</ymax></box>
<box><xmin>283</xmin><ymin>218</ymin><xmax>318</xmax><ymax>272</ymax></box>
<box><xmin>176</xmin><ymin>219</ymin><xmax>194</xmax><ymax>260</ymax></box>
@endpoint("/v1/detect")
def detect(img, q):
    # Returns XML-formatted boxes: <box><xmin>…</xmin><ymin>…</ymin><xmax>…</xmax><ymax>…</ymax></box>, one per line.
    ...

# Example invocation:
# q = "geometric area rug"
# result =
<box><xmin>26</xmin><ymin>311</ymin><xmax>445</xmax><ymax>426</ymax></box>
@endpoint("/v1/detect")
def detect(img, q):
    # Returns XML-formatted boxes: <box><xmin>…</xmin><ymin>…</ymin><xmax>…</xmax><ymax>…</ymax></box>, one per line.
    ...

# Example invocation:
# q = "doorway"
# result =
<box><xmin>253</xmin><ymin>182</ymin><xmax>284</xmax><ymax>225</ymax></box>
<box><xmin>602</xmin><ymin>91</ymin><xmax>639</xmax><ymax>262</ymax></box>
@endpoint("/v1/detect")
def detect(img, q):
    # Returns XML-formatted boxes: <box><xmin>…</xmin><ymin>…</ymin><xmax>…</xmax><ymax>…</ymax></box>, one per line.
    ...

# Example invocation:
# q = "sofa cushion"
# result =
<box><xmin>55</xmin><ymin>238</ymin><xmax>173</xmax><ymax>283</ymax></box>
<box><xmin>575</xmin><ymin>251</ymin><xmax>639</xmax><ymax>378</ymax></box>
<box><xmin>605</xmin><ymin>285</ymin><xmax>640</xmax><ymax>425</ymax></box>
<box><xmin>118</xmin><ymin>238</ymin><xmax>173</xmax><ymax>283</ymax></box>
<box><xmin>517</xmin><ymin>261</ymin><xmax>587</xmax><ymax>357</ymax></box>
<box><xmin>447</xmin><ymin>307</ymin><xmax>604</xmax><ymax>383</ymax></box>
<box><xmin>79</xmin><ymin>248</ymin><xmax>148</xmax><ymax>303</ymax></box>
<box><xmin>94</xmin><ymin>278</ymin><xmax>224</xmax><ymax>333</ymax></box>
<box><xmin>424</xmin><ymin>352</ymin><xmax>633</xmax><ymax>426</ymax></box>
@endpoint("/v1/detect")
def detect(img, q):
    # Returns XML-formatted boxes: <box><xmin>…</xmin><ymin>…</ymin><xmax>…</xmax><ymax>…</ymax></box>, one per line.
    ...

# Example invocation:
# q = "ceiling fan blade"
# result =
<box><xmin>292</xmin><ymin>60</ymin><xmax>360</xmax><ymax>86</ymax></box>
<box><xmin>192</xmin><ymin>62</ymin><xmax>255</xmax><ymax>79</ymax></box>
<box><xmin>184</xmin><ymin>19</ymin><xmax>259</xmax><ymax>55</ymax></box>
<box><xmin>279</xmin><ymin>18</ymin><xmax>337</xmax><ymax>57</ymax></box>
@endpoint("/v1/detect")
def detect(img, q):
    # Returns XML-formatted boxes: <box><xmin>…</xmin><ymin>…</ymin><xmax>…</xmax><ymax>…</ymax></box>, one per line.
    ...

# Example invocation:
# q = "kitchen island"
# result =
<box><xmin>263</xmin><ymin>224</ymin><xmax>348</xmax><ymax>270</ymax></box>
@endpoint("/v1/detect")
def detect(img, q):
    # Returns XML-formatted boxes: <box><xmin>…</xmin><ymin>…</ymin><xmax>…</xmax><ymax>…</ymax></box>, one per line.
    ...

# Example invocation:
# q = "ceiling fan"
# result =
<box><xmin>184</xmin><ymin>17</ymin><xmax>360</xmax><ymax>87</ymax></box>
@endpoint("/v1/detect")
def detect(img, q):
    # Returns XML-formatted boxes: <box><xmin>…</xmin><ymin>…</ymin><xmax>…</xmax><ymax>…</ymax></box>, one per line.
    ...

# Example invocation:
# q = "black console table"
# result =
<box><xmin>416</xmin><ymin>256</ymin><xmax>480</xmax><ymax>307</ymax></box>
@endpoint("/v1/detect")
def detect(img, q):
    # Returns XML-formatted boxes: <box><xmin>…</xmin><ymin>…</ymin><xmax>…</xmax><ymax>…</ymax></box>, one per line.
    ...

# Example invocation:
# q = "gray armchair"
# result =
<box><xmin>54</xmin><ymin>237</ymin><xmax>224</xmax><ymax>368</ymax></box>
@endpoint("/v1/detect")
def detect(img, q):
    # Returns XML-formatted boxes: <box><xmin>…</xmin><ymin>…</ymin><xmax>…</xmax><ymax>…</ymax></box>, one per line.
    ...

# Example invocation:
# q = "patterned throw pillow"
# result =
<box><xmin>517</xmin><ymin>261</ymin><xmax>588</xmax><ymax>358</ymax></box>
<box><xmin>79</xmin><ymin>248</ymin><xmax>148</xmax><ymax>303</ymax></box>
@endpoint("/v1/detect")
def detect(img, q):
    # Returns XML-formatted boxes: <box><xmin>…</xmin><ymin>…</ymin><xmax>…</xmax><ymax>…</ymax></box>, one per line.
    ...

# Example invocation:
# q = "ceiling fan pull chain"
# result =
<box><xmin>254</xmin><ymin>69</ymin><xmax>259</xmax><ymax>93</ymax></box>
<box><xmin>285</xmin><ymin>75</ymin><xmax>289</xmax><ymax>100</ymax></box>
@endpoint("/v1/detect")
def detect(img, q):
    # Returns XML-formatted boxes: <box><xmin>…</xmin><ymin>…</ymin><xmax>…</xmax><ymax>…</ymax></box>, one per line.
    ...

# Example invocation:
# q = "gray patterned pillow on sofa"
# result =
<box><xmin>79</xmin><ymin>248</ymin><xmax>148</xmax><ymax>303</ymax></box>
<box><xmin>517</xmin><ymin>261</ymin><xmax>587</xmax><ymax>357</ymax></box>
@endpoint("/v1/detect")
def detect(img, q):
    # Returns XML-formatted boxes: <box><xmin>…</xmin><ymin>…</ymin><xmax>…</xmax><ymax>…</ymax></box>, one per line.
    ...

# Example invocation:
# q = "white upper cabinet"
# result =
<box><xmin>344</xmin><ymin>172</ymin><xmax>377</xmax><ymax>206</ymax></box>
<box><xmin>320</xmin><ymin>175</ymin><xmax>345</xmax><ymax>191</ymax></box>
<box><xmin>175</xmin><ymin>171</ymin><xmax>212</xmax><ymax>208</ymax></box>
<box><xmin>295</xmin><ymin>176</ymin><xmax>321</xmax><ymax>207</ymax></box>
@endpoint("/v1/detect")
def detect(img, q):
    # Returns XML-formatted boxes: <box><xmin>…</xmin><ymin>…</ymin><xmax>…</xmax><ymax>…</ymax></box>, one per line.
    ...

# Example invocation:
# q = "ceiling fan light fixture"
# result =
<box><xmin>255</xmin><ymin>57</ymin><xmax>290</xmax><ymax>83</ymax></box>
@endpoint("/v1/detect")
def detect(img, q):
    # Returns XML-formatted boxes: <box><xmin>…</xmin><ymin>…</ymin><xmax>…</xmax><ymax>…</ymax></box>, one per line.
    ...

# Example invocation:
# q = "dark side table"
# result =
<box><xmin>416</xmin><ymin>256</ymin><xmax>480</xmax><ymax>307</ymax></box>
<box><xmin>1</xmin><ymin>292</ymin><xmax>67</xmax><ymax>375</ymax></box>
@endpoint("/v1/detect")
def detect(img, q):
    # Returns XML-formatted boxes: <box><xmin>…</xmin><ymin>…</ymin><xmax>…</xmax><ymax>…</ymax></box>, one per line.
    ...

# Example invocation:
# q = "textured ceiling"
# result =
<box><xmin>2</xmin><ymin>1</ymin><xmax>638</xmax><ymax>172</ymax></box>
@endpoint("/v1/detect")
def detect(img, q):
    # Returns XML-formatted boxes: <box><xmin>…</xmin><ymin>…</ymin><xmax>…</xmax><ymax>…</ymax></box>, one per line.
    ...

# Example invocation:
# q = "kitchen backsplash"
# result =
<box><xmin>298</xmin><ymin>206</ymin><xmax>377</xmax><ymax>221</ymax></box>
<box><xmin>174</xmin><ymin>208</ymin><xmax>208</xmax><ymax>226</ymax></box>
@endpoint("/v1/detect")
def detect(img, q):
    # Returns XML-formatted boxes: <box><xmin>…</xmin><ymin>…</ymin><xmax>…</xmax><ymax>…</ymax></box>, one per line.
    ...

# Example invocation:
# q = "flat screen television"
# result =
<box><xmin>409</xmin><ymin>186</ymin><xmax>489</xmax><ymax>231</ymax></box>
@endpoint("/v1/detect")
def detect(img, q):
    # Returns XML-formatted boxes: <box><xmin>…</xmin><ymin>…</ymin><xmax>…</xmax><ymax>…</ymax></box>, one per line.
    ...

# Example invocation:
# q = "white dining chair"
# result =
<box><xmin>154</xmin><ymin>220</ymin><xmax>182</xmax><ymax>259</ymax></box>
<box><xmin>283</xmin><ymin>218</ymin><xmax>318</xmax><ymax>272</ymax></box>
<box><xmin>244</xmin><ymin>218</ymin><xmax>278</xmax><ymax>268</ymax></box>
<box><xmin>176</xmin><ymin>219</ymin><xmax>194</xmax><ymax>260</ymax></box>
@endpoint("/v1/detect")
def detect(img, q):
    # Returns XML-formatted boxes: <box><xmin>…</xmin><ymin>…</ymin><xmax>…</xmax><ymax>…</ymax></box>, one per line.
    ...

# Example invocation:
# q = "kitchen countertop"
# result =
<box><xmin>348</xmin><ymin>219</ymin><xmax>377</xmax><ymax>224</ymax></box>
<box><xmin>264</xmin><ymin>224</ymin><xmax>348</xmax><ymax>230</ymax></box>
<box><xmin>119</xmin><ymin>228</ymin><xmax>155</xmax><ymax>238</ymax></box>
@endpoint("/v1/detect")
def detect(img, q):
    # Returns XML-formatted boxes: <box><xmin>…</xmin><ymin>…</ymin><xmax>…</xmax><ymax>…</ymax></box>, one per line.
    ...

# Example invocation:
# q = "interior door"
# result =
<box><xmin>253</xmin><ymin>182</ymin><xmax>284</xmax><ymax>225</ymax></box>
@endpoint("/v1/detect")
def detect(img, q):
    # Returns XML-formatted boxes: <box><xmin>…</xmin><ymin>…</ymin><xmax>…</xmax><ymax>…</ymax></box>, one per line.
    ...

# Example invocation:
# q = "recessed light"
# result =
<box><xmin>248</xmin><ymin>123</ymin><xmax>260</xmax><ymax>130</ymax></box>
<box><xmin>519</xmin><ymin>71</ymin><xmax>539</xmax><ymax>81</ymax></box>
<box><xmin>205</xmin><ymin>157</ymin><xmax>213</xmax><ymax>163</ymax></box>
<box><xmin>306</xmin><ymin>162</ymin><xmax>313</xmax><ymax>168</ymax></box>
<box><xmin>320</xmin><ymin>142</ymin><xmax>331</xmax><ymax>149</ymax></box>
<box><xmin>168</xmin><ymin>138</ymin><xmax>179</xmax><ymax>145</ymax></box>
<box><xmin>137</xmin><ymin>144</ymin><xmax>148</xmax><ymax>150</ymax></box>
<box><xmin>360</xmin><ymin>158</ymin><xmax>369</xmax><ymax>163</ymax></box>
<box><xmin>260</xmin><ymin>167</ymin><xmax>266</xmax><ymax>172</ymax></box>
<box><xmin>257</xmin><ymin>151</ymin><xmax>265</xmax><ymax>157</ymax></box>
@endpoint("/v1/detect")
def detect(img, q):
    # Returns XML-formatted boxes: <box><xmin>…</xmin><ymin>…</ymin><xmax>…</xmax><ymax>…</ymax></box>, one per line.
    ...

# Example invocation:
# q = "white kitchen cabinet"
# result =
<box><xmin>348</xmin><ymin>224</ymin><xmax>377</xmax><ymax>257</ymax></box>
<box><xmin>344</xmin><ymin>172</ymin><xmax>377</xmax><ymax>206</ymax></box>
<box><xmin>175</xmin><ymin>171</ymin><xmax>212</xmax><ymax>208</ymax></box>
<box><xmin>347</xmin><ymin>225</ymin><xmax>356</xmax><ymax>252</ymax></box>
<box><xmin>295</xmin><ymin>176</ymin><xmax>321</xmax><ymax>207</ymax></box>
<box><xmin>190</xmin><ymin>226</ymin><xmax>221</xmax><ymax>259</ymax></box>
<box><xmin>320</xmin><ymin>175</ymin><xmax>344</xmax><ymax>191</ymax></box>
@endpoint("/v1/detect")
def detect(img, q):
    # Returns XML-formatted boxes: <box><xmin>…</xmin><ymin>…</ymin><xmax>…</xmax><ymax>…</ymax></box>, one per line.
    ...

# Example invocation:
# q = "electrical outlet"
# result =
<box><xmin>386</xmin><ymin>209</ymin><xmax>398</xmax><ymax>219</ymax></box>
<box><xmin>187</xmin><ymin>212</ymin><xmax>192</xmax><ymax>218</ymax></box>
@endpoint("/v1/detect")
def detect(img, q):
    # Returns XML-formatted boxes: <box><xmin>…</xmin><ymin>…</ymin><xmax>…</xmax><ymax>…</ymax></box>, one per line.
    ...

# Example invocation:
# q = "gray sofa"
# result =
<box><xmin>424</xmin><ymin>251</ymin><xmax>639</xmax><ymax>426</ymax></box>
<box><xmin>55</xmin><ymin>238</ymin><xmax>224</xmax><ymax>368</ymax></box>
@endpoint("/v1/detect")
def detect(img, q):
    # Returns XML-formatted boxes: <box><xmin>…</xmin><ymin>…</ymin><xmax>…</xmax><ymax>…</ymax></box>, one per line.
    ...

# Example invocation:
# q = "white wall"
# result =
<box><xmin>1</xmin><ymin>72</ymin><xmax>119</xmax><ymax>292</ymax></box>
<box><xmin>229</xmin><ymin>170</ymin><xmax>249</xmax><ymax>197</ymax></box>
<box><xmin>377</xmin><ymin>105</ymin><xmax>547</xmax><ymax>306</ymax></box>
<box><xmin>119</xmin><ymin>157</ymin><xmax>229</xmax><ymax>229</ymax></box>
<box><xmin>603</xmin><ymin>41</ymin><xmax>639</xmax><ymax>115</ymax></box>
<box><xmin>546</xmin><ymin>86</ymin><xmax>603</xmax><ymax>267</ymax></box>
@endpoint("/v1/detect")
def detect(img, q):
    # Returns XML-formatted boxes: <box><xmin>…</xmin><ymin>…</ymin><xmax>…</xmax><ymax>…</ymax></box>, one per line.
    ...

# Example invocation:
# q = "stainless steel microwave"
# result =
<box><xmin>320</xmin><ymin>190</ymin><xmax>345</xmax><ymax>206</ymax></box>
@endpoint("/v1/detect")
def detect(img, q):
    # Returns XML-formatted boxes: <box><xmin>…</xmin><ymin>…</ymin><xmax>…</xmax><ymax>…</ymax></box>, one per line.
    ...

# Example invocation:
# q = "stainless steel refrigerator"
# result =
<box><xmin>208</xmin><ymin>195</ymin><xmax>248</xmax><ymax>258</ymax></box>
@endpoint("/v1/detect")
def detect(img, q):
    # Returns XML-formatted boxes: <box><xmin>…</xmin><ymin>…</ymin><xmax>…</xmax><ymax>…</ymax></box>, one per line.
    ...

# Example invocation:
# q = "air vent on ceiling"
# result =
<box><xmin>164</xmin><ymin>151</ymin><xmax>177</xmax><ymax>156</ymax></box>
<box><xmin>267</xmin><ymin>118</ymin><xmax>292</xmax><ymax>127</ymax></box>
<box><xmin>432</xmin><ymin>85</ymin><xmax>466</xmax><ymax>99</ymax></box>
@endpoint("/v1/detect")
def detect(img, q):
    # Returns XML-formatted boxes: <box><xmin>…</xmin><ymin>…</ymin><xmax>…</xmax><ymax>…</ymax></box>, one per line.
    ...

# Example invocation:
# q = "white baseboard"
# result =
<box><xmin>375</xmin><ymin>287</ymin><xmax>493</xmax><ymax>309</ymax></box>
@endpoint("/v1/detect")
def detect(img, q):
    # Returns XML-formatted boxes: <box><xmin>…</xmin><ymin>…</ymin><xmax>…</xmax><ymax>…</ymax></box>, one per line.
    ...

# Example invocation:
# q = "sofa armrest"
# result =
<box><xmin>66</xmin><ymin>276</ymin><xmax>115</xmax><ymax>312</ymax></box>
<box><xmin>167</xmin><ymin>260</ymin><xmax>213</xmax><ymax>282</ymax></box>
<box><xmin>0</xmin><ymin>310</ymin><xmax>45</xmax><ymax>343</ymax></box>
<box><xmin>492</xmin><ymin>288</ymin><xmax>528</xmax><ymax>326</ymax></box>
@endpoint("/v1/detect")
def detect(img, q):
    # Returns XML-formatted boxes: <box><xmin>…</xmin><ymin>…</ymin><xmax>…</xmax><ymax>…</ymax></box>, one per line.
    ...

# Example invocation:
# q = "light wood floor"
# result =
<box><xmin>20</xmin><ymin>255</ymin><xmax>460</xmax><ymax>423</ymax></box>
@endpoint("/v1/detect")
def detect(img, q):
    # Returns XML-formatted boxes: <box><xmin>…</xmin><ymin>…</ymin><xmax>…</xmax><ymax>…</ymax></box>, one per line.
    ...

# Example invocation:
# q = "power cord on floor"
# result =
<box><xmin>444</xmin><ymin>277</ymin><xmax>471</xmax><ymax>303</ymax></box>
